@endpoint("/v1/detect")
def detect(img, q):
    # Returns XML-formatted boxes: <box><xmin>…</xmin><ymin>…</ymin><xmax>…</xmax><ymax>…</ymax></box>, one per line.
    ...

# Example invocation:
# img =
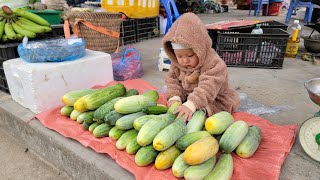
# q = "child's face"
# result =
<box><xmin>174</xmin><ymin>49</ymin><xmax>199</xmax><ymax>69</ymax></box>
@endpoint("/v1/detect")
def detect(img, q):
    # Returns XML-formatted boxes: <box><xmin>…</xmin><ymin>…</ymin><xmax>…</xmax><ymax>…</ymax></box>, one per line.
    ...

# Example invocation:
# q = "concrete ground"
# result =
<box><xmin>0</xmin><ymin>6</ymin><xmax>319</xmax><ymax>180</ymax></box>
<box><xmin>0</xmin><ymin>128</ymin><xmax>69</xmax><ymax>179</ymax></box>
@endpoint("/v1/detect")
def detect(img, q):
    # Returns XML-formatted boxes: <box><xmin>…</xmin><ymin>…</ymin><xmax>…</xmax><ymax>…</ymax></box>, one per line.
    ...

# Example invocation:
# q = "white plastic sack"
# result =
<box><xmin>0</xmin><ymin>0</ymin><xmax>29</xmax><ymax>9</ymax></box>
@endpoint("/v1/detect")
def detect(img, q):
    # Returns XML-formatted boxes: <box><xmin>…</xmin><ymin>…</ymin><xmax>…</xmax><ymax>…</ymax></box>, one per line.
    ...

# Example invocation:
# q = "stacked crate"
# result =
<box><xmin>121</xmin><ymin>16</ymin><xmax>160</xmax><ymax>44</ymax></box>
<box><xmin>135</xmin><ymin>17</ymin><xmax>160</xmax><ymax>42</ymax></box>
<box><xmin>209</xmin><ymin>21</ymin><xmax>290</xmax><ymax>69</ymax></box>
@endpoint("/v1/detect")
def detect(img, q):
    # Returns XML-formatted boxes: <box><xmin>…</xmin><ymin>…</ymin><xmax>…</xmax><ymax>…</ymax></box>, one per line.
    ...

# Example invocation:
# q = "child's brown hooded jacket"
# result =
<box><xmin>163</xmin><ymin>13</ymin><xmax>240</xmax><ymax>116</ymax></box>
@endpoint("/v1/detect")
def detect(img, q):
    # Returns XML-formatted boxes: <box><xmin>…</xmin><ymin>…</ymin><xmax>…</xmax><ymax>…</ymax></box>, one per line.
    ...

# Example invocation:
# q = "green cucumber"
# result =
<box><xmin>89</xmin><ymin>122</ymin><xmax>102</xmax><ymax>133</ymax></box>
<box><xmin>186</xmin><ymin>110</ymin><xmax>206</xmax><ymax>134</ymax></box>
<box><xmin>153</xmin><ymin>120</ymin><xmax>187</xmax><ymax>151</ymax></box>
<box><xmin>104</xmin><ymin>110</ymin><xmax>124</xmax><ymax>126</ymax></box>
<box><xmin>219</xmin><ymin>120</ymin><xmax>249</xmax><ymax>153</ymax></box>
<box><xmin>167</xmin><ymin>101</ymin><xmax>182</xmax><ymax>116</ymax></box>
<box><xmin>114</xmin><ymin>91</ymin><xmax>158</xmax><ymax>114</ymax></box>
<box><xmin>133</xmin><ymin>115</ymin><xmax>157</xmax><ymax>131</ymax></box>
<box><xmin>85</xmin><ymin>84</ymin><xmax>126</xmax><ymax>110</ymax></box>
<box><xmin>235</xmin><ymin>126</ymin><xmax>261</xmax><ymax>158</ymax></box>
<box><xmin>92</xmin><ymin>123</ymin><xmax>111</xmax><ymax>138</ymax></box>
<box><xmin>204</xmin><ymin>153</ymin><xmax>233</xmax><ymax>180</ymax></box>
<box><xmin>172</xmin><ymin>153</ymin><xmax>189</xmax><ymax>178</ymax></box>
<box><xmin>143</xmin><ymin>105</ymin><xmax>168</xmax><ymax>115</ymax></box>
<box><xmin>137</xmin><ymin>114</ymin><xmax>175</xmax><ymax>146</ymax></box>
<box><xmin>142</xmin><ymin>90</ymin><xmax>159</xmax><ymax>102</ymax></box>
<box><xmin>125</xmin><ymin>89</ymin><xmax>139</xmax><ymax>96</ymax></box>
<box><xmin>60</xmin><ymin>106</ymin><xmax>74</xmax><ymax>116</ymax></box>
<box><xmin>126</xmin><ymin>137</ymin><xmax>141</xmax><ymax>155</ymax></box>
<box><xmin>205</xmin><ymin>111</ymin><xmax>234</xmax><ymax>135</ymax></box>
<box><xmin>93</xmin><ymin>97</ymin><xmax>123</xmax><ymax>121</ymax></box>
<box><xmin>70</xmin><ymin>109</ymin><xmax>82</xmax><ymax>120</ymax></box>
<box><xmin>62</xmin><ymin>89</ymin><xmax>97</xmax><ymax>106</ymax></box>
<box><xmin>175</xmin><ymin>131</ymin><xmax>211</xmax><ymax>151</ymax></box>
<box><xmin>77</xmin><ymin>111</ymin><xmax>94</xmax><ymax>124</ymax></box>
<box><xmin>109</xmin><ymin>127</ymin><xmax>126</xmax><ymax>140</ymax></box>
<box><xmin>135</xmin><ymin>145</ymin><xmax>159</xmax><ymax>166</ymax></box>
<box><xmin>82</xmin><ymin>121</ymin><xmax>91</xmax><ymax>130</ymax></box>
<box><xmin>115</xmin><ymin>112</ymin><xmax>146</xmax><ymax>130</ymax></box>
<box><xmin>116</xmin><ymin>129</ymin><xmax>138</xmax><ymax>150</ymax></box>
<box><xmin>184</xmin><ymin>156</ymin><xmax>216</xmax><ymax>180</ymax></box>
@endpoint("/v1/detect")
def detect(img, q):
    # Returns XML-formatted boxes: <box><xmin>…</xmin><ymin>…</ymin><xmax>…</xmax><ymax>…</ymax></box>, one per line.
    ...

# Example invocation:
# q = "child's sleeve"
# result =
<box><xmin>183</xmin><ymin>60</ymin><xmax>227</xmax><ymax>112</ymax></box>
<box><xmin>165</xmin><ymin>67</ymin><xmax>186</xmax><ymax>102</ymax></box>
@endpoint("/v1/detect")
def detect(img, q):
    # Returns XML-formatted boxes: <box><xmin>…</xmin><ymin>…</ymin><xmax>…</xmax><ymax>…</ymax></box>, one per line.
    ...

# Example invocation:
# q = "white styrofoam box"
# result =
<box><xmin>3</xmin><ymin>49</ymin><xmax>114</xmax><ymax>114</ymax></box>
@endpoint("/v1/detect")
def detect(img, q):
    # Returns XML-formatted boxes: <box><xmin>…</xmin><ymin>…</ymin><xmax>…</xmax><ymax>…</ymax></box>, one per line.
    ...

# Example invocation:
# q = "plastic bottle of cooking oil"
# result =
<box><xmin>287</xmin><ymin>20</ymin><xmax>302</xmax><ymax>37</ymax></box>
<box><xmin>285</xmin><ymin>28</ymin><xmax>300</xmax><ymax>58</ymax></box>
<box><xmin>251</xmin><ymin>24</ymin><xmax>263</xmax><ymax>34</ymax></box>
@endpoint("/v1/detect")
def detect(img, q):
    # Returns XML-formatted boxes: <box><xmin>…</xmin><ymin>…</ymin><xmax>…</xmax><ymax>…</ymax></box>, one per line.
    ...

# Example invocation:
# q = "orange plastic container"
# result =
<box><xmin>101</xmin><ymin>0</ymin><xmax>160</xmax><ymax>18</ymax></box>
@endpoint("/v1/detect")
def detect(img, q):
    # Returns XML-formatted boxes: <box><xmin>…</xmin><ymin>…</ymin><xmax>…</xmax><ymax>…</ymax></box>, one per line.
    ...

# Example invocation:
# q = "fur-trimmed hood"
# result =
<box><xmin>163</xmin><ymin>13</ymin><xmax>240</xmax><ymax>116</ymax></box>
<box><xmin>162</xmin><ymin>13</ymin><xmax>213</xmax><ymax>72</ymax></box>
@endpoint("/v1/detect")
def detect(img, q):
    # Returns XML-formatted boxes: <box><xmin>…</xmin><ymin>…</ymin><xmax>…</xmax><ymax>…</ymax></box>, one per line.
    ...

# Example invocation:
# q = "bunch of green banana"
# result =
<box><xmin>0</xmin><ymin>5</ymin><xmax>52</xmax><ymax>43</ymax></box>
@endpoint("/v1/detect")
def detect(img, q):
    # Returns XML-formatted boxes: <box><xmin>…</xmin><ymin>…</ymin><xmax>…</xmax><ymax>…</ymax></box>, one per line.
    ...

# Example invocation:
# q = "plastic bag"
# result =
<box><xmin>45</xmin><ymin>0</ymin><xmax>68</xmax><ymax>10</ymax></box>
<box><xmin>238</xmin><ymin>93</ymin><xmax>293</xmax><ymax>116</ymax></box>
<box><xmin>18</xmin><ymin>35</ymin><xmax>86</xmax><ymax>63</ymax></box>
<box><xmin>112</xmin><ymin>46</ymin><xmax>143</xmax><ymax>81</ymax></box>
<box><xmin>0</xmin><ymin>0</ymin><xmax>28</xmax><ymax>9</ymax></box>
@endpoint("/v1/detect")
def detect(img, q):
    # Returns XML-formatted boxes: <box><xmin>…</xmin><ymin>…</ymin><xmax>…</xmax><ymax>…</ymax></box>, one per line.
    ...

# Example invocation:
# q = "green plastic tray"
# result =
<box><xmin>28</xmin><ymin>10</ymin><xmax>63</xmax><ymax>25</ymax></box>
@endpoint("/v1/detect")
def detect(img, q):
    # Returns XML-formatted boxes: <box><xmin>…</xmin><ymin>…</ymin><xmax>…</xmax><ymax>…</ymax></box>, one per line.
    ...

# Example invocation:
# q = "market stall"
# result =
<box><xmin>35</xmin><ymin>79</ymin><xmax>298</xmax><ymax>180</ymax></box>
<box><xmin>0</xmin><ymin>1</ymin><xmax>319</xmax><ymax>179</ymax></box>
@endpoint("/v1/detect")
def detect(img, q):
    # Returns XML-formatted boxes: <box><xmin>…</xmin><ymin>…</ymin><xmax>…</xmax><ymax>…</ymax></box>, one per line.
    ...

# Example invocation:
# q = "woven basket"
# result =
<box><xmin>65</xmin><ymin>11</ymin><xmax>122</xmax><ymax>53</ymax></box>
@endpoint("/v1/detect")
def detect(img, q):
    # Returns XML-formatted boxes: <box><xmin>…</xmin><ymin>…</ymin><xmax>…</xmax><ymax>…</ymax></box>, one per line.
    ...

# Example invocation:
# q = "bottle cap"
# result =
<box><xmin>294</xmin><ymin>20</ymin><xmax>300</xmax><ymax>24</ymax></box>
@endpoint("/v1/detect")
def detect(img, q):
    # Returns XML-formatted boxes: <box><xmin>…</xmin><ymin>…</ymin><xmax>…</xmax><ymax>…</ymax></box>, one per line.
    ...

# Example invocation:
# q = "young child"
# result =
<box><xmin>163</xmin><ymin>13</ymin><xmax>240</xmax><ymax>121</ymax></box>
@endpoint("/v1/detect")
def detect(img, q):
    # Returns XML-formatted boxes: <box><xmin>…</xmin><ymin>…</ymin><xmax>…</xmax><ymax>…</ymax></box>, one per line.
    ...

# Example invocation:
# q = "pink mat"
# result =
<box><xmin>206</xmin><ymin>20</ymin><xmax>266</xmax><ymax>30</ymax></box>
<box><xmin>35</xmin><ymin>79</ymin><xmax>298</xmax><ymax>180</ymax></box>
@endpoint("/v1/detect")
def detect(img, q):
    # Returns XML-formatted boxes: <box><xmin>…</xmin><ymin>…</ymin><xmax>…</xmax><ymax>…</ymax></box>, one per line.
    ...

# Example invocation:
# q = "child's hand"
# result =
<box><xmin>167</xmin><ymin>100</ymin><xmax>179</xmax><ymax>108</ymax></box>
<box><xmin>174</xmin><ymin>105</ymin><xmax>193</xmax><ymax>122</ymax></box>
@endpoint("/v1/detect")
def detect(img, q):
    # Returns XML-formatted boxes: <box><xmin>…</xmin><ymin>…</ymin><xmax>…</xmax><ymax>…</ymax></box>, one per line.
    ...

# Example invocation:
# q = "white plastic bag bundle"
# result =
<box><xmin>0</xmin><ymin>0</ymin><xmax>29</xmax><ymax>9</ymax></box>
<box><xmin>45</xmin><ymin>0</ymin><xmax>68</xmax><ymax>10</ymax></box>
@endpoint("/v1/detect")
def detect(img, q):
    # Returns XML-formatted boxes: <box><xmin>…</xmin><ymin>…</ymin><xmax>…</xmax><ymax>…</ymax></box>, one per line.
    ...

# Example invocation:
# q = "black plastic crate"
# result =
<box><xmin>0</xmin><ymin>42</ymin><xmax>20</xmax><ymax>61</ymax></box>
<box><xmin>260</xmin><ymin>21</ymin><xmax>288</xmax><ymax>30</ymax></box>
<box><xmin>136</xmin><ymin>17</ymin><xmax>160</xmax><ymax>42</ymax></box>
<box><xmin>209</xmin><ymin>26</ymin><xmax>252</xmax><ymax>50</ymax></box>
<box><xmin>120</xmin><ymin>19</ymin><xmax>136</xmax><ymax>46</ymax></box>
<box><xmin>38</xmin><ymin>24</ymin><xmax>66</xmax><ymax>38</ymax></box>
<box><xmin>50</xmin><ymin>24</ymin><xmax>65</xmax><ymax>37</ymax></box>
<box><xmin>0</xmin><ymin>58</ymin><xmax>10</xmax><ymax>94</ymax></box>
<box><xmin>216</xmin><ymin>28</ymin><xmax>289</xmax><ymax>69</ymax></box>
<box><xmin>0</xmin><ymin>42</ymin><xmax>20</xmax><ymax>94</ymax></box>
<box><xmin>208</xmin><ymin>20</ymin><xmax>287</xmax><ymax>50</ymax></box>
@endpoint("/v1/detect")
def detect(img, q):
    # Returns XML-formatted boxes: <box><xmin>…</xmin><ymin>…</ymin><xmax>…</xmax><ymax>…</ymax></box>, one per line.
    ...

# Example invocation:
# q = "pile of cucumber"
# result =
<box><xmin>0</xmin><ymin>6</ymin><xmax>51</xmax><ymax>43</ymax></box>
<box><xmin>60</xmin><ymin>84</ymin><xmax>263</xmax><ymax>179</ymax></box>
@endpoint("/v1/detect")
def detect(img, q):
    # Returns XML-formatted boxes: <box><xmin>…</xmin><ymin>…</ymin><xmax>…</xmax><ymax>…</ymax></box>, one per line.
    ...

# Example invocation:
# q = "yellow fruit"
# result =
<box><xmin>155</xmin><ymin>146</ymin><xmax>181</xmax><ymax>170</ymax></box>
<box><xmin>184</xmin><ymin>136</ymin><xmax>219</xmax><ymax>165</ymax></box>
